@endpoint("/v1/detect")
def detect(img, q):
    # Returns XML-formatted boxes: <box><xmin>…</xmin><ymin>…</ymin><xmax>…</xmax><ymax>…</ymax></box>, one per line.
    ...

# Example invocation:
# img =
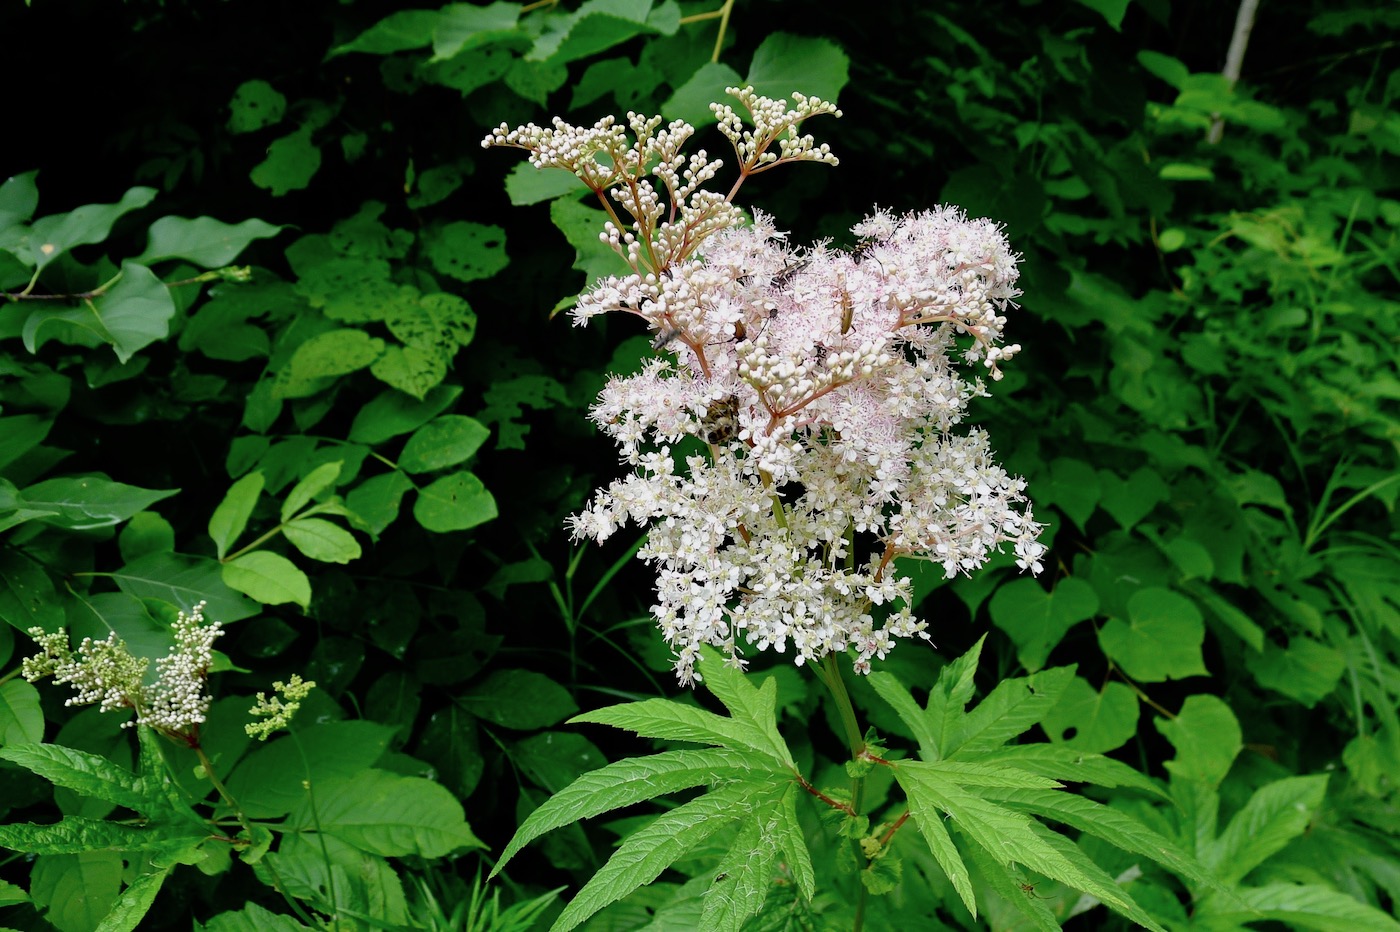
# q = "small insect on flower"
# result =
<box><xmin>700</xmin><ymin>394</ymin><xmax>742</xmax><ymax>444</ymax></box>
<box><xmin>652</xmin><ymin>326</ymin><xmax>683</xmax><ymax>351</ymax></box>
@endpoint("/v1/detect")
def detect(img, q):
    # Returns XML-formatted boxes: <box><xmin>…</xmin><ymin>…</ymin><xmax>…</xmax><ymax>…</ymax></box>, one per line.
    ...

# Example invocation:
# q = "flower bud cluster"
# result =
<box><xmin>489</xmin><ymin>92</ymin><xmax>1044</xmax><ymax>685</ymax></box>
<box><xmin>22</xmin><ymin>602</ymin><xmax>222</xmax><ymax>735</ymax></box>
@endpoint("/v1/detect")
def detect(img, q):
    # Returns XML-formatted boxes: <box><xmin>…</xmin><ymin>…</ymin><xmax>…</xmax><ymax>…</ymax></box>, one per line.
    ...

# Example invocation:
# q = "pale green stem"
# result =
<box><xmin>817</xmin><ymin>653</ymin><xmax>869</xmax><ymax>932</ymax></box>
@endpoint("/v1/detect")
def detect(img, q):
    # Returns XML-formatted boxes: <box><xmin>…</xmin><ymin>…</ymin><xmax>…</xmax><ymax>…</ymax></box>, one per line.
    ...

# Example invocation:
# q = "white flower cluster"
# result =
<box><xmin>487</xmin><ymin>91</ymin><xmax>1045</xmax><ymax>685</ymax></box>
<box><xmin>23</xmin><ymin>602</ymin><xmax>222</xmax><ymax>734</ymax></box>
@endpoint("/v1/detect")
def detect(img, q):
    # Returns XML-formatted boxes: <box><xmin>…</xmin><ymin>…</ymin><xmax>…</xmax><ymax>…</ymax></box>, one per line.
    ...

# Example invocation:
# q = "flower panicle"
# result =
<box><xmin>487</xmin><ymin>92</ymin><xmax>1044</xmax><ymax>686</ymax></box>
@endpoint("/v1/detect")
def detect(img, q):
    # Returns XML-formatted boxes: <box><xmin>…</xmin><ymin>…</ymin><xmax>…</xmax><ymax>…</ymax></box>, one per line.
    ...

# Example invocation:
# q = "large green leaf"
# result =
<box><xmin>23</xmin><ymin>262</ymin><xmax>177</xmax><ymax>362</ymax></box>
<box><xmin>460</xmin><ymin>669</ymin><xmax>577</xmax><ymax>729</ymax></box>
<box><xmin>331</xmin><ymin>9</ymin><xmax>439</xmax><ymax>56</ymax></box>
<box><xmin>1041</xmin><ymin>677</ymin><xmax>1139</xmax><ymax>753</ymax></box>
<box><xmin>1195</xmin><ymin>883</ymin><xmax>1400</xmax><ymax>932</ymax></box>
<box><xmin>551</xmin><ymin>780</ymin><xmax>765</xmax><ymax>932</ymax></box>
<box><xmin>225</xmin><ymin>720</ymin><xmax>396</xmax><ymax>818</ymax></box>
<box><xmin>412</xmin><ymin>470</ymin><xmax>497</xmax><ymax>532</ymax></box>
<box><xmin>398</xmin><ymin>415</ymin><xmax>490</xmax><ymax>473</ymax></box>
<box><xmin>491</xmin><ymin>748</ymin><xmax>774</xmax><ymax>876</ymax></box>
<box><xmin>572</xmin><ymin>698</ymin><xmax>776</xmax><ymax>760</ymax></box>
<box><xmin>22</xmin><ymin>187</ymin><xmax>156</xmax><ymax>271</ymax></box>
<box><xmin>283</xmin><ymin>518</ymin><xmax>361</xmax><ymax>564</ymax></box>
<box><xmin>430</xmin><ymin>1</ymin><xmax>521</xmax><ymax>60</ymax></box>
<box><xmin>1097</xmin><ymin>586</ymin><xmax>1208</xmax><ymax>682</ymax></box>
<box><xmin>288</xmin><ymin>769</ymin><xmax>481</xmax><ymax>857</ymax></box>
<box><xmin>1156</xmin><ymin>694</ymin><xmax>1241</xmax><ymax>787</ymax></box>
<box><xmin>0</xmin><ymin>815</ymin><xmax>199</xmax><ymax>854</ymax></box>
<box><xmin>19</xmin><ymin>475</ymin><xmax>177</xmax><ymax>531</ymax></box>
<box><xmin>695</xmin><ymin>650</ymin><xmax>795</xmax><ymax>768</ymax></box>
<box><xmin>1203</xmin><ymin>775</ymin><xmax>1329</xmax><ymax>886</ymax></box>
<box><xmin>221</xmin><ymin>551</ymin><xmax>311</xmax><ymax>609</ymax></box>
<box><xmin>0</xmin><ymin>548</ymin><xmax>64</xmax><ymax>632</ymax></box>
<box><xmin>988</xmin><ymin>576</ymin><xmax>1098</xmax><ymax>671</ymax></box>
<box><xmin>92</xmin><ymin>867</ymin><xmax>169</xmax><ymax>932</ymax></box>
<box><xmin>136</xmin><ymin>216</ymin><xmax>282</xmax><ymax>267</ymax></box>
<box><xmin>0</xmin><ymin>679</ymin><xmax>44</xmax><ymax>746</ymax></box>
<box><xmin>208</xmin><ymin>472</ymin><xmax>264</xmax><ymax>560</ymax></box>
<box><xmin>422</xmin><ymin>221</ymin><xmax>507</xmax><ymax>283</ymax></box>
<box><xmin>743</xmin><ymin>32</ymin><xmax>850</xmax><ymax>106</ymax></box>
<box><xmin>0</xmin><ymin>744</ymin><xmax>149</xmax><ymax>814</ymax></box>
<box><xmin>111</xmin><ymin>552</ymin><xmax>260</xmax><ymax>621</ymax></box>
<box><xmin>280</xmin><ymin>460</ymin><xmax>342</xmax><ymax>521</ymax></box>
<box><xmin>29</xmin><ymin>851</ymin><xmax>123</xmax><ymax>932</ymax></box>
<box><xmin>945</xmin><ymin>665</ymin><xmax>1076</xmax><ymax>759</ymax></box>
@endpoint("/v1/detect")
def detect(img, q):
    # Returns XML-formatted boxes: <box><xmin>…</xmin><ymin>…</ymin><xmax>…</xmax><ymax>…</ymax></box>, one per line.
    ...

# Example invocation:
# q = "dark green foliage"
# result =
<box><xmin>0</xmin><ymin>0</ymin><xmax>1396</xmax><ymax>929</ymax></box>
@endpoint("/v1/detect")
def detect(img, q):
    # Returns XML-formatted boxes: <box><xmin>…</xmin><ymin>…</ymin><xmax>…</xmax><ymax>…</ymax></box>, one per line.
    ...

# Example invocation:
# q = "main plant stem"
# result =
<box><xmin>817</xmin><ymin>653</ymin><xmax>869</xmax><ymax>931</ymax></box>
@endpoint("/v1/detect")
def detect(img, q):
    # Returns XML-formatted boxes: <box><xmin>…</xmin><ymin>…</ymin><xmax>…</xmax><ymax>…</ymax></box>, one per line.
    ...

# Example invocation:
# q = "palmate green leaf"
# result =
<box><xmin>899</xmin><ymin>760</ymin><xmax>1063</xmax><ymax>791</ymax></box>
<box><xmin>208</xmin><ymin>471</ymin><xmax>263</xmax><ymax>560</ymax></box>
<box><xmin>1195</xmin><ymin>882</ymin><xmax>1400</xmax><ymax>932</ymax></box>
<box><xmin>902</xmin><ymin>787</ymin><xmax>978</xmax><ymax>917</ymax></box>
<box><xmin>571</xmin><ymin>698</ymin><xmax>777</xmax><ymax>761</ymax></box>
<box><xmin>868</xmin><ymin>670</ymin><xmax>939</xmax><ymax>757</ymax></box>
<box><xmin>23</xmin><ymin>262</ymin><xmax>177</xmax><ymax>363</ymax></box>
<box><xmin>0</xmin><ymin>744</ymin><xmax>150</xmax><ymax>814</ymax></box>
<box><xmin>896</xmin><ymin>767</ymin><xmax>1165</xmax><ymax>931</ymax></box>
<box><xmin>925</xmin><ymin>634</ymin><xmax>985</xmax><ymax>758</ymax></box>
<box><xmin>1203</xmin><ymin>774</ymin><xmax>1328</xmax><ymax>886</ymax></box>
<box><xmin>92</xmin><ymin>867</ymin><xmax>169</xmax><ymax>932</ymax></box>
<box><xmin>1021</xmin><ymin>819</ymin><xmax>1165</xmax><ymax>931</ymax></box>
<box><xmin>550</xmin><ymin>780</ymin><xmax>766</xmax><ymax>932</ymax></box>
<box><xmin>0</xmin><ymin>815</ymin><xmax>199</xmax><ymax>855</ymax></box>
<box><xmin>288</xmin><ymin>769</ymin><xmax>482</xmax><ymax>858</ymax></box>
<box><xmin>700</xmin><ymin>784</ymin><xmax>793</xmax><ymax>932</ymax></box>
<box><xmin>772</xmin><ymin>781</ymin><xmax>816</xmax><ymax>901</ymax></box>
<box><xmin>945</xmin><ymin>665</ymin><xmax>1076</xmax><ymax>759</ymax></box>
<box><xmin>490</xmin><ymin>748</ymin><xmax>778</xmax><ymax>877</ymax></box>
<box><xmin>976</xmin><ymin>745</ymin><xmax>1165</xmax><ymax>797</ymax></box>
<box><xmin>20</xmin><ymin>474</ymin><xmax>178</xmax><ymax>531</ymax></box>
<box><xmin>978</xmin><ymin>787</ymin><xmax>1219</xmax><ymax>894</ymax></box>
<box><xmin>960</xmin><ymin>836</ymin><xmax>1059</xmax><ymax>931</ymax></box>
<box><xmin>695</xmin><ymin>648</ymin><xmax>794</xmax><ymax>768</ymax></box>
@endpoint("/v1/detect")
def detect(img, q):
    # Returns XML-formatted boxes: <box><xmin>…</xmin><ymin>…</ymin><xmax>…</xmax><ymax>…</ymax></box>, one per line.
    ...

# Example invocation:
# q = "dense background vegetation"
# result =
<box><xmin>0</xmin><ymin>0</ymin><xmax>1396</xmax><ymax>928</ymax></box>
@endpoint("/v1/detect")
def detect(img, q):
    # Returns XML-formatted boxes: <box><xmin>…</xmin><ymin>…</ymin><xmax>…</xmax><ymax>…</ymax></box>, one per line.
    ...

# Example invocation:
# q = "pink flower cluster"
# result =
<box><xmin>486</xmin><ymin>89</ymin><xmax>1045</xmax><ymax>684</ymax></box>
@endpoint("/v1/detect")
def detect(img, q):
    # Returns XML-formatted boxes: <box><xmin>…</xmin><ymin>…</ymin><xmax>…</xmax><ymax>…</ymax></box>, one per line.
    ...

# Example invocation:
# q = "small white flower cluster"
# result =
<box><xmin>23</xmin><ymin>602</ymin><xmax>222</xmax><ymax>734</ymax></box>
<box><xmin>487</xmin><ymin>91</ymin><xmax>1045</xmax><ymax>685</ymax></box>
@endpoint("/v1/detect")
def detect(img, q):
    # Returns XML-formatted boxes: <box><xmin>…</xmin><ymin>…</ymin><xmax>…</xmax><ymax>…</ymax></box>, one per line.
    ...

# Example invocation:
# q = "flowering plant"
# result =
<box><xmin>486</xmin><ymin>87</ymin><xmax>1046</xmax><ymax>685</ymax></box>
<box><xmin>480</xmin><ymin>90</ymin><xmax>1202</xmax><ymax>932</ymax></box>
